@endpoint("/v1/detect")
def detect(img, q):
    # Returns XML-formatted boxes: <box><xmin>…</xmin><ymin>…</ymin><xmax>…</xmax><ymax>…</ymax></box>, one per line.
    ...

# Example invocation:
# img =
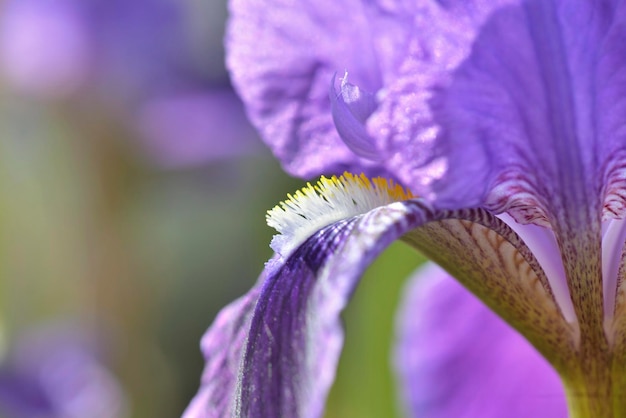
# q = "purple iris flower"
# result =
<box><xmin>186</xmin><ymin>0</ymin><xmax>626</xmax><ymax>416</ymax></box>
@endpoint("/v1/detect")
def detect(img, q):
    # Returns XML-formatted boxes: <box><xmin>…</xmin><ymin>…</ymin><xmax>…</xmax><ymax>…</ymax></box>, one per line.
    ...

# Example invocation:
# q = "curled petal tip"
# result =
<box><xmin>330</xmin><ymin>73</ymin><xmax>381</xmax><ymax>160</ymax></box>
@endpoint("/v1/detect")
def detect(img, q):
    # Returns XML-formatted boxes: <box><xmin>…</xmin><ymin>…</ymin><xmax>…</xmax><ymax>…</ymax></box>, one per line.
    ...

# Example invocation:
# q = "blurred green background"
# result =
<box><xmin>0</xmin><ymin>0</ymin><xmax>426</xmax><ymax>416</ymax></box>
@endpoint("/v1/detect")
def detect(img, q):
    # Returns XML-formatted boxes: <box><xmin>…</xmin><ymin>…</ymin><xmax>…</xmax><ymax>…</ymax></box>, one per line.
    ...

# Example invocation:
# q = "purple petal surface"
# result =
<box><xmin>182</xmin><ymin>277</ymin><xmax>264</xmax><ymax>418</ymax></box>
<box><xmin>188</xmin><ymin>199</ymin><xmax>575</xmax><ymax>417</ymax></box>
<box><xmin>239</xmin><ymin>218</ymin><xmax>383</xmax><ymax>418</ymax></box>
<box><xmin>226</xmin><ymin>0</ymin><xmax>518</xmax><ymax>181</ymax></box>
<box><xmin>226</xmin><ymin>0</ymin><xmax>412</xmax><ymax>178</ymax></box>
<box><xmin>395</xmin><ymin>264</ymin><xmax>567</xmax><ymax>418</ymax></box>
<box><xmin>367</xmin><ymin>0</ymin><xmax>514</xmax><ymax>197</ymax></box>
<box><xmin>229</xmin><ymin>0</ymin><xmax>626</xmax><ymax>224</ymax></box>
<box><xmin>370</xmin><ymin>1</ymin><xmax>626</xmax><ymax>226</ymax></box>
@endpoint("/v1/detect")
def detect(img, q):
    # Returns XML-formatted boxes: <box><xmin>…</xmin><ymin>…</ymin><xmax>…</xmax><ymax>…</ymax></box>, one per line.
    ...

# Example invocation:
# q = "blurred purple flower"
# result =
<box><xmin>0</xmin><ymin>0</ymin><xmax>90</xmax><ymax>98</ymax></box>
<box><xmin>135</xmin><ymin>89</ymin><xmax>262</xmax><ymax>168</ymax></box>
<box><xmin>0</xmin><ymin>324</ymin><xmax>127</xmax><ymax>418</ymax></box>
<box><xmin>0</xmin><ymin>0</ymin><xmax>189</xmax><ymax>103</ymax></box>
<box><xmin>0</xmin><ymin>0</ymin><xmax>258</xmax><ymax>167</ymax></box>
<box><xmin>0</xmin><ymin>0</ymin><xmax>184</xmax><ymax>102</ymax></box>
<box><xmin>185</xmin><ymin>0</ymin><xmax>626</xmax><ymax>416</ymax></box>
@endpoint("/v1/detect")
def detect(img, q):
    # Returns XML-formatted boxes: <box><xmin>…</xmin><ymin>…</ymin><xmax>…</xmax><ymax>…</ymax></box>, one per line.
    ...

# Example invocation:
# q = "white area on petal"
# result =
<box><xmin>602</xmin><ymin>217</ymin><xmax>626</xmax><ymax>320</ymax></box>
<box><xmin>497</xmin><ymin>213</ymin><xmax>575</xmax><ymax>323</ymax></box>
<box><xmin>266</xmin><ymin>173</ymin><xmax>414</xmax><ymax>257</ymax></box>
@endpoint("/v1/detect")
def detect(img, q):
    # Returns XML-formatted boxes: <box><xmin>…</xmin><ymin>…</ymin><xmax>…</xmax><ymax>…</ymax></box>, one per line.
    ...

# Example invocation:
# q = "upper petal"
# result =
<box><xmin>395</xmin><ymin>264</ymin><xmax>567</xmax><ymax>417</ymax></box>
<box><xmin>372</xmin><ymin>1</ymin><xmax>626</xmax><ymax>227</ymax></box>
<box><xmin>225</xmin><ymin>0</ymin><xmax>417</xmax><ymax>178</ymax></box>
<box><xmin>367</xmin><ymin>0</ymin><xmax>515</xmax><ymax>195</ymax></box>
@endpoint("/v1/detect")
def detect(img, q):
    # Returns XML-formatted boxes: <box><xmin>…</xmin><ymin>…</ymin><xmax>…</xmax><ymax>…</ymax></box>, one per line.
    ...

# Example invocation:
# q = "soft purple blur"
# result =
<box><xmin>0</xmin><ymin>0</ymin><xmax>184</xmax><ymax>102</ymax></box>
<box><xmin>395</xmin><ymin>264</ymin><xmax>567</xmax><ymax>417</ymax></box>
<box><xmin>1</xmin><ymin>0</ymin><xmax>261</xmax><ymax>168</ymax></box>
<box><xmin>135</xmin><ymin>89</ymin><xmax>262</xmax><ymax>168</ymax></box>
<box><xmin>0</xmin><ymin>0</ymin><xmax>90</xmax><ymax>98</ymax></box>
<box><xmin>0</xmin><ymin>324</ymin><xmax>127</xmax><ymax>418</ymax></box>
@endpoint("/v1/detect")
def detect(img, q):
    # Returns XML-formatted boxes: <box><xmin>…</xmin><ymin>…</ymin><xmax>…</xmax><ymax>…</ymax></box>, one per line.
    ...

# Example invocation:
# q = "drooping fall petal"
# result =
<box><xmin>182</xmin><ymin>280</ymin><xmax>263</xmax><ymax>418</ymax></box>
<box><xmin>187</xmin><ymin>175</ymin><xmax>576</xmax><ymax>417</ymax></box>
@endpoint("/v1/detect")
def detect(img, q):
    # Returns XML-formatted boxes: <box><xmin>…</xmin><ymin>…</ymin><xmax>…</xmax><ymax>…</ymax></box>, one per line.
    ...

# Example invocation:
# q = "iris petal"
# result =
<box><xmin>227</xmin><ymin>0</ymin><xmax>506</xmax><ymax>179</ymax></box>
<box><xmin>420</xmin><ymin>0</ymin><xmax>626</xmax><ymax>228</ymax></box>
<box><xmin>226</xmin><ymin>0</ymin><xmax>393</xmax><ymax>178</ymax></box>
<box><xmin>395</xmin><ymin>264</ymin><xmax>567</xmax><ymax>418</ymax></box>
<box><xmin>360</xmin><ymin>0</ymin><xmax>626</xmax><ymax>233</ymax></box>
<box><xmin>366</xmin><ymin>0</ymin><xmax>514</xmax><ymax>197</ymax></box>
<box><xmin>425</xmin><ymin>0</ymin><xmax>626</xmax><ymax>341</ymax></box>
<box><xmin>182</xmin><ymin>280</ymin><xmax>262</xmax><ymax>418</ymax></box>
<box><xmin>189</xmin><ymin>198</ymin><xmax>576</xmax><ymax>417</ymax></box>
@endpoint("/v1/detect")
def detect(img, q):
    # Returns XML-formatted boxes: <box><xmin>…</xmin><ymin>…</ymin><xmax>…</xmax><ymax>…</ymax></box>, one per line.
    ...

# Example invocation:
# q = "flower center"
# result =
<box><xmin>267</xmin><ymin>172</ymin><xmax>414</xmax><ymax>257</ymax></box>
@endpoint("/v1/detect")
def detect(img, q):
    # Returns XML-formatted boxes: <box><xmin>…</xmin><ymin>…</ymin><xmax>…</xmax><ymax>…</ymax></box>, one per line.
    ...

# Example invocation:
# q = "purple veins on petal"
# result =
<box><xmin>237</xmin><ymin>221</ymin><xmax>360</xmax><ymax>418</ymax></box>
<box><xmin>427</xmin><ymin>1</ymin><xmax>626</xmax><ymax>225</ymax></box>
<box><xmin>182</xmin><ymin>275</ymin><xmax>264</xmax><ymax>418</ymax></box>
<box><xmin>185</xmin><ymin>221</ymin><xmax>361</xmax><ymax>418</ymax></box>
<box><xmin>187</xmin><ymin>172</ymin><xmax>578</xmax><ymax>417</ymax></box>
<box><xmin>188</xmin><ymin>179</ymin><xmax>420</xmax><ymax>418</ymax></box>
<box><xmin>229</xmin><ymin>0</ymin><xmax>626</xmax><ymax>224</ymax></box>
<box><xmin>395</xmin><ymin>264</ymin><xmax>568</xmax><ymax>418</ymax></box>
